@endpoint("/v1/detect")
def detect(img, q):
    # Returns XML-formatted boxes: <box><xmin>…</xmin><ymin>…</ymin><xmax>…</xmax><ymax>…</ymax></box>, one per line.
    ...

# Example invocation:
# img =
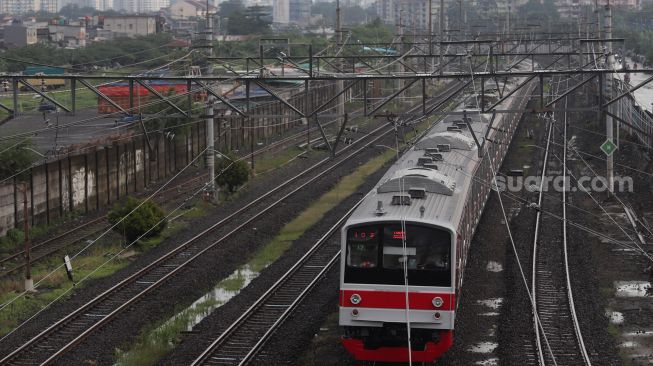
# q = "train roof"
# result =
<box><xmin>345</xmin><ymin>63</ymin><xmax>533</xmax><ymax>232</ymax></box>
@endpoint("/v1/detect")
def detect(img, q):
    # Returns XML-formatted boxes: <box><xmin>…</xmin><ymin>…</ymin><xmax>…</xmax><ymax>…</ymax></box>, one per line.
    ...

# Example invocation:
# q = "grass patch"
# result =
<box><xmin>136</xmin><ymin>220</ymin><xmax>186</xmax><ymax>252</ymax></box>
<box><xmin>0</xmin><ymin>242</ymin><xmax>129</xmax><ymax>336</ymax></box>
<box><xmin>253</xmin><ymin>146</ymin><xmax>311</xmax><ymax>175</ymax></box>
<box><xmin>182</xmin><ymin>203</ymin><xmax>211</xmax><ymax>219</ymax></box>
<box><xmin>0</xmin><ymin>202</ymin><xmax>196</xmax><ymax>337</ymax></box>
<box><xmin>115</xmin><ymin>144</ymin><xmax>396</xmax><ymax>366</ymax></box>
<box><xmin>0</xmin><ymin>212</ymin><xmax>80</xmax><ymax>254</ymax></box>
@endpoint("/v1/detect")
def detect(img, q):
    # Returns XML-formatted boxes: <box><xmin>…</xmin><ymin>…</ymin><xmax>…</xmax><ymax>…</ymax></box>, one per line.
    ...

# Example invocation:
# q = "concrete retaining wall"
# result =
<box><xmin>0</xmin><ymin>82</ymin><xmax>338</xmax><ymax>235</ymax></box>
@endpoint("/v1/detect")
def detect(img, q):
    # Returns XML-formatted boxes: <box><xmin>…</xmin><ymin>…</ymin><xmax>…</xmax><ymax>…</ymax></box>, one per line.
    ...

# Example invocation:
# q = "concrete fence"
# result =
<box><xmin>0</xmin><ymin>81</ymin><xmax>340</xmax><ymax>235</ymax></box>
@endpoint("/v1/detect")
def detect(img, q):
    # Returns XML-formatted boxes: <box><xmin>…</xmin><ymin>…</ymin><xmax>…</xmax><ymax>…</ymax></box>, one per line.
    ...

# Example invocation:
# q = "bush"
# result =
<box><xmin>107</xmin><ymin>197</ymin><xmax>167</xmax><ymax>243</ymax></box>
<box><xmin>215</xmin><ymin>153</ymin><xmax>250</xmax><ymax>193</ymax></box>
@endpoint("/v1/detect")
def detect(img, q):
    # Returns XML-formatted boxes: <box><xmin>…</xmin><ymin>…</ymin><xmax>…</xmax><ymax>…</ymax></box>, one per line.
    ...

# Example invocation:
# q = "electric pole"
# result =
<box><xmin>428</xmin><ymin>0</ymin><xmax>433</xmax><ymax>71</ymax></box>
<box><xmin>439</xmin><ymin>0</ymin><xmax>444</xmax><ymax>75</ymax></box>
<box><xmin>336</xmin><ymin>0</ymin><xmax>345</xmax><ymax>142</ymax></box>
<box><xmin>397</xmin><ymin>10</ymin><xmax>404</xmax><ymax>94</ymax></box>
<box><xmin>206</xmin><ymin>0</ymin><xmax>216</xmax><ymax>201</ymax></box>
<box><xmin>604</xmin><ymin>0</ymin><xmax>614</xmax><ymax>192</ymax></box>
<box><xmin>23</xmin><ymin>182</ymin><xmax>33</xmax><ymax>292</ymax></box>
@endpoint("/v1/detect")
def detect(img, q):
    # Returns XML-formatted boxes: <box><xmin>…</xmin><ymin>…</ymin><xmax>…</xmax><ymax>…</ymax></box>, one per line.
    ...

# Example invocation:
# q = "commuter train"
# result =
<box><xmin>339</xmin><ymin>64</ymin><xmax>537</xmax><ymax>362</ymax></box>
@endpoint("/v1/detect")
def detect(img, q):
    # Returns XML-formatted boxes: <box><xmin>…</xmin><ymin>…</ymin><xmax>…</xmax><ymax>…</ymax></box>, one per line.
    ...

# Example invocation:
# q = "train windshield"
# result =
<box><xmin>345</xmin><ymin>223</ymin><xmax>451</xmax><ymax>286</ymax></box>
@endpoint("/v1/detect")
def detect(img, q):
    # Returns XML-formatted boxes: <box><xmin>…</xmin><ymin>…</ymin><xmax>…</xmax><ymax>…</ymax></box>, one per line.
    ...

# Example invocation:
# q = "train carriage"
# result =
<box><xmin>339</xmin><ymin>67</ymin><xmax>537</xmax><ymax>363</ymax></box>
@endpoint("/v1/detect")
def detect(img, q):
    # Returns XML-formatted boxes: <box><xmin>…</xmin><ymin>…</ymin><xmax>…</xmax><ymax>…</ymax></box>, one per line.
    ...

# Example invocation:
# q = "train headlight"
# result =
<box><xmin>350</xmin><ymin>293</ymin><xmax>362</xmax><ymax>305</ymax></box>
<box><xmin>432</xmin><ymin>297</ymin><xmax>444</xmax><ymax>308</ymax></box>
<box><xmin>434</xmin><ymin>312</ymin><xmax>441</xmax><ymax>320</ymax></box>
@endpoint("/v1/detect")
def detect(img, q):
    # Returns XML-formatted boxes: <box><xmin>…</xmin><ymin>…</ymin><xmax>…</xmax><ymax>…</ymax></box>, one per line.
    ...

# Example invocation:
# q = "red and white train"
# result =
<box><xmin>339</xmin><ymin>68</ymin><xmax>536</xmax><ymax>362</ymax></box>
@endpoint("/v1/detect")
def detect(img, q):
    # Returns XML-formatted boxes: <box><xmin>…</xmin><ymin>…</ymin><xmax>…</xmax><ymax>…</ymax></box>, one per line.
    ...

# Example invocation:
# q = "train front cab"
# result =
<box><xmin>339</xmin><ymin>221</ymin><xmax>456</xmax><ymax>363</ymax></box>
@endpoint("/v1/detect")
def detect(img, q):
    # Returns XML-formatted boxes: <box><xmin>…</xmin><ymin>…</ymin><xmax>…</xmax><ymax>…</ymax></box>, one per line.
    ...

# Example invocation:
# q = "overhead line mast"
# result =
<box><xmin>206</xmin><ymin>0</ymin><xmax>216</xmax><ymax>201</ymax></box>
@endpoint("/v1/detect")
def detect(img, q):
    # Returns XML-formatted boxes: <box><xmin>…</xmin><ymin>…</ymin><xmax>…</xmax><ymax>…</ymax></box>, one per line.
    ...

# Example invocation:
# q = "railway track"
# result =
<box><xmin>0</xmin><ymin>173</ymin><xmax>207</xmax><ymax>279</ymax></box>
<box><xmin>0</xmin><ymin>119</ymin><xmax>346</xmax><ymax>279</ymax></box>
<box><xmin>0</xmin><ymin>114</ymin><xmax>404</xmax><ymax>365</ymax></box>
<box><xmin>190</xmin><ymin>198</ymin><xmax>354</xmax><ymax>366</ymax></box>
<box><xmin>0</xmin><ymin>81</ymin><xmax>464</xmax><ymax>366</ymax></box>
<box><xmin>187</xmin><ymin>85</ymin><xmax>467</xmax><ymax>366</ymax></box>
<box><xmin>531</xmin><ymin>78</ymin><xmax>591</xmax><ymax>366</ymax></box>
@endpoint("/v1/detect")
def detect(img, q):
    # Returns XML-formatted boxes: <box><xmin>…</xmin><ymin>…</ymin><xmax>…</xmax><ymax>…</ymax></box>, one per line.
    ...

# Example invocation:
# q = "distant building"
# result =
<box><xmin>112</xmin><ymin>0</ymin><xmax>168</xmax><ymax>13</ymax></box>
<box><xmin>273</xmin><ymin>0</ymin><xmax>289</xmax><ymax>23</ymax></box>
<box><xmin>0</xmin><ymin>0</ymin><xmax>57</xmax><ymax>14</ymax></box>
<box><xmin>102</xmin><ymin>15</ymin><xmax>160</xmax><ymax>37</ymax></box>
<box><xmin>375</xmin><ymin>0</ymin><xmax>432</xmax><ymax>31</ymax></box>
<box><xmin>169</xmin><ymin>0</ymin><xmax>216</xmax><ymax>19</ymax></box>
<box><xmin>3</xmin><ymin>20</ymin><xmax>37</xmax><ymax>47</ymax></box>
<box><xmin>273</xmin><ymin>0</ymin><xmax>310</xmax><ymax>25</ymax></box>
<box><xmin>49</xmin><ymin>24</ymin><xmax>86</xmax><ymax>47</ymax></box>
<box><xmin>85</xmin><ymin>0</ymin><xmax>113</xmax><ymax>11</ymax></box>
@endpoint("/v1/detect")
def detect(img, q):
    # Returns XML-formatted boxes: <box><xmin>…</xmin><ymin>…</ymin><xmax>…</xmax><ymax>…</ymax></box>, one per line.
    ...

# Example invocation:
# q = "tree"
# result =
<box><xmin>0</xmin><ymin>140</ymin><xmax>38</xmax><ymax>180</ymax></box>
<box><xmin>58</xmin><ymin>4</ymin><xmax>96</xmax><ymax>18</ymax></box>
<box><xmin>226</xmin><ymin>7</ymin><xmax>271</xmax><ymax>35</ymax></box>
<box><xmin>219</xmin><ymin>0</ymin><xmax>245</xmax><ymax>20</ymax></box>
<box><xmin>215</xmin><ymin>153</ymin><xmax>250</xmax><ymax>193</ymax></box>
<box><xmin>108</xmin><ymin>197</ymin><xmax>167</xmax><ymax>243</ymax></box>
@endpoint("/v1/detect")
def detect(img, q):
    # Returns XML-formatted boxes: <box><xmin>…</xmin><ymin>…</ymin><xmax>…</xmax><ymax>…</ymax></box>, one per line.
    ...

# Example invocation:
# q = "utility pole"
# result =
<box><xmin>459</xmin><ymin>0</ymin><xmax>463</xmax><ymax>36</ymax></box>
<box><xmin>595</xmin><ymin>0</ymin><xmax>601</xmax><ymax>41</ymax></box>
<box><xmin>428</xmin><ymin>0</ymin><xmax>433</xmax><ymax>71</ymax></box>
<box><xmin>439</xmin><ymin>0</ymin><xmax>444</xmax><ymax>75</ymax></box>
<box><xmin>507</xmin><ymin>3</ymin><xmax>511</xmax><ymax>37</ymax></box>
<box><xmin>22</xmin><ymin>182</ymin><xmax>33</xmax><ymax>292</ymax></box>
<box><xmin>604</xmin><ymin>0</ymin><xmax>614</xmax><ymax>192</ymax></box>
<box><xmin>397</xmin><ymin>10</ymin><xmax>404</xmax><ymax>94</ymax></box>
<box><xmin>205</xmin><ymin>0</ymin><xmax>216</xmax><ymax>201</ymax></box>
<box><xmin>336</xmin><ymin>0</ymin><xmax>345</xmax><ymax>139</ymax></box>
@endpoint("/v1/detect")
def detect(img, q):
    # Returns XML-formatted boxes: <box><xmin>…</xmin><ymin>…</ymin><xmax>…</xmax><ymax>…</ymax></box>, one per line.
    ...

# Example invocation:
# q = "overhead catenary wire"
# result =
<box><xmin>0</xmin><ymin>143</ymin><xmax>221</xmax><ymax>316</ymax></box>
<box><xmin>0</xmin><ymin>78</ymin><xmax>360</xmax><ymax>188</ymax></box>
<box><xmin>0</xmin><ymin>150</ymin><xmax>237</xmax><ymax>344</ymax></box>
<box><xmin>465</xmin><ymin>53</ymin><xmax>560</xmax><ymax>362</ymax></box>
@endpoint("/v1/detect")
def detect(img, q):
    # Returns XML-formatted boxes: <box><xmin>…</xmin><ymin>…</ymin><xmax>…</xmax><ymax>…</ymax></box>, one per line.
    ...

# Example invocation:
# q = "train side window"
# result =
<box><xmin>346</xmin><ymin>226</ymin><xmax>379</xmax><ymax>268</ymax></box>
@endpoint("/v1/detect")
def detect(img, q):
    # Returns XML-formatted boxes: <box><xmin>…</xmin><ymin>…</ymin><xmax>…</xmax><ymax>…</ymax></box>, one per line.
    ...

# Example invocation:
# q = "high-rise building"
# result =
<box><xmin>273</xmin><ymin>0</ymin><xmax>310</xmax><ymax>25</ymax></box>
<box><xmin>0</xmin><ymin>0</ymin><xmax>45</xmax><ymax>15</ymax></box>
<box><xmin>112</xmin><ymin>0</ymin><xmax>168</xmax><ymax>13</ymax></box>
<box><xmin>273</xmin><ymin>0</ymin><xmax>289</xmax><ymax>23</ymax></box>
<box><xmin>39</xmin><ymin>0</ymin><xmax>56</xmax><ymax>12</ymax></box>
<box><xmin>375</xmin><ymin>0</ymin><xmax>433</xmax><ymax>32</ymax></box>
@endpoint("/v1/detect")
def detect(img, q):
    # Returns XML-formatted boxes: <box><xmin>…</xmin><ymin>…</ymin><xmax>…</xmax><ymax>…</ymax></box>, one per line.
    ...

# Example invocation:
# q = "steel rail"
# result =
<box><xmin>531</xmin><ymin>77</ymin><xmax>591</xmax><ymax>366</ymax></box>
<box><xmin>0</xmin><ymin>110</ymin><xmax>396</xmax><ymax>366</ymax></box>
<box><xmin>0</xmin><ymin>172</ymin><xmax>208</xmax><ymax>278</ymax></box>
<box><xmin>1</xmin><ymin>80</ymin><xmax>465</xmax><ymax>366</ymax></box>
<box><xmin>0</xmin><ymin>116</ymin><xmax>347</xmax><ymax>279</ymax></box>
<box><xmin>561</xmin><ymin>84</ymin><xmax>592</xmax><ymax>365</ymax></box>
<box><xmin>189</xmin><ymin>84</ymin><xmax>467</xmax><ymax>366</ymax></box>
<box><xmin>531</xmin><ymin>93</ymin><xmax>555</xmax><ymax>366</ymax></box>
<box><xmin>190</xmin><ymin>201</ymin><xmax>357</xmax><ymax>366</ymax></box>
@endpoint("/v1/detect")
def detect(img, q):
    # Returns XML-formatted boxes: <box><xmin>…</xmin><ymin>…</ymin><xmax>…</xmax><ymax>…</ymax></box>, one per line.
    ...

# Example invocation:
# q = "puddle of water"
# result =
<box><xmin>115</xmin><ymin>265</ymin><xmax>263</xmax><ymax>365</ymax></box>
<box><xmin>477</xmin><ymin>298</ymin><xmax>503</xmax><ymax>310</ymax></box>
<box><xmin>606</xmin><ymin>310</ymin><xmax>624</xmax><ymax>325</ymax></box>
<box><xmin>468</xmin><ymin>342</ymin><xmax>498</xmax><ymax>353</ymax></box>
<box><xmin>114</xmin><ymin>149</ymin><xmax>397</xmax><ymax>366</ymax></box>
<box><xmin>620</xmin><ymin>341</ymin><xmax>639</xmax><ymax>348</ymax></box>
<box><xmin>615</xmin><ymin>281</ymin><xmax>651</xmax><ymax>297</ymax></box>
<box><xmin>475</xmin><ymin>358</ymin><xmax>499</xmax><ymax>366</ymax></box>
<box><xmin>486</xmin><ymin>261</ymin><xmax>503</xmax><ymax>273</ymax></box>
<box><xmin>623</xmin><ymin>330</ymin><xmax>653</xmax><ymax>337</ymax></box>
